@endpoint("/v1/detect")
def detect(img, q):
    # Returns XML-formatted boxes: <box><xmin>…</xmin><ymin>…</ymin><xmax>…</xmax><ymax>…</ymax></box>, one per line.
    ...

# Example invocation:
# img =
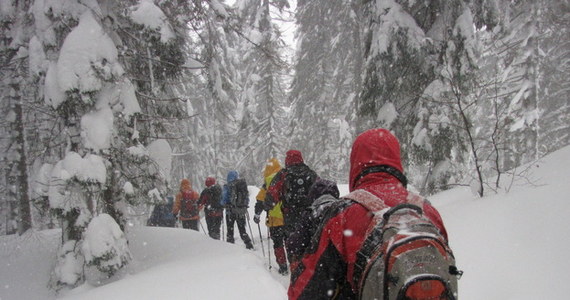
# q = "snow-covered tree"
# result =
<box><xmin>289</xmin><ymin>0</ymin><xmax>362</xmax><ymax>182</ymax></box>
<box><xmin>359</xmin><ymin>0</ymin><xmax>500</xmax><ymax>194</ymax></box>
<box><xmin>538</xmin><ymin>1</ymin><xmax>570</xmax><ymax>154</ymax></box>
<box><xmin>10</xmin><ymin>0</ymin><xmax>191</xmax><ymax>290</ymax></box>
<box><xmin>230</xmin><ymin>0</ymin><xmax>290</xmax><ymax>182</ymax></box>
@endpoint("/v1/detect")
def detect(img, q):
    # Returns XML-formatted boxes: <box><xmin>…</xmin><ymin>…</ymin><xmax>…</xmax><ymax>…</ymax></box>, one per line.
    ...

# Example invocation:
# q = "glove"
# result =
<box><xmin>253</xmin><ymin>214</ymin><xmax>261</xmax><ymax>224</ymax></box>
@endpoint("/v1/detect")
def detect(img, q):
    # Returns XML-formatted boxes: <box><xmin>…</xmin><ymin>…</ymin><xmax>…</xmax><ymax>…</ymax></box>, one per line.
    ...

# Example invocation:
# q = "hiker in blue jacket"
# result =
<box><xmin>222</xmin><ymin>170</ymin><xmax>253</xmax><ymax>250</ymax></box>
<box><xmin>147</xmin><ymin>195</ymin><xmax>176</xmax><ymax>227</ymax></box>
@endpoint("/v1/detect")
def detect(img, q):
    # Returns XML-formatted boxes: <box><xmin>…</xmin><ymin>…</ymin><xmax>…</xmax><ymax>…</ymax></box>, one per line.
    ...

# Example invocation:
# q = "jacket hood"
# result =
<box><xmin>263</xmin><ymin>158</ymin><xmax>282</xmax><ymax>177</ymax></box>
<box><xmin>205</xmin><ymin>177</ymin><xmax>216</xmax><ymax>187</ymax></box>
<box><xmin>349</xmin><ymin>128</ymin><xmax>404</xmax><ymax>191</ymax></box>
<box><xmin>227</xmin><ymin>170</ymin><xmax>239</xmax><ymax>183</ymax></box>
<box><xmin>308</xmin><ymin>178</ymin><xmax>340</xmax><ymax>202</ymax></box>
<box><xmin>180</xmin><ymin>178</ymin><xmax>192</xmax><ymax>191</ymax></box>
<box><xmin>285</xmin><ymin>150</ymin><xmax>304</xmax><ymax>167</ymax></box>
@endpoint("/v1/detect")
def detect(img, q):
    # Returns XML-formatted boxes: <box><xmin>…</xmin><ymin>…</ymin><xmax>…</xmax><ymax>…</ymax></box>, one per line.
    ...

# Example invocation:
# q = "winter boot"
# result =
<box><xmin>278</xmin><ymin>263</ymin><xmax>289</xmax><ymax>275</ymax></box>
<box><xmin>245</xmin><ymin>242</ymin><xmax>254</xmax><ymax>250</ymax></box>
<box><xmin>275</xmin><ymin>247</ymin><xmax>288</xmax><ymax>275</ymax></box>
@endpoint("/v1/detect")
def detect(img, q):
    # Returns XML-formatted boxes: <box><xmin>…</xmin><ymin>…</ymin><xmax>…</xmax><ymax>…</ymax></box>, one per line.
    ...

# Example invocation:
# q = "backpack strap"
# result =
<box><xmin>342</xmin><ymin>190</ymin><xmax>389</xmax><ymax>293</ymax></box>
<box><xmin>342</xmin><ymin>189</ymin><xmax>390</xmax><ymax>214</ymax></box>
<box><xmin>342</xmin><ymin>190</ymin><xmax>390</xmax><ymax>235</ymax></box>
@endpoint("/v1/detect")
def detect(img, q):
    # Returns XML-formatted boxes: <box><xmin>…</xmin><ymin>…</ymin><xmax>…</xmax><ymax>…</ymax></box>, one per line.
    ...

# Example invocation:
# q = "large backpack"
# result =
<box><xmin>345</xmin><ymin>190</ymin><xmax>462</xmax><ymax>300</ymax></box>
<box><xmin>180</xmin><ymin>190</ymin><xmax>199</xmax><ymax>218</ymax></box>
<box><xmin>230</xmin><ymin>178</ymin><xmax>249</xmax><ymax>208</ymax></box>
<box><xmin>283</xmin><ymin>164</ymin><xmax>317</xmax><ymax>210</ymax></box>
<box><xmin>205</xmin><ymin>185</ymin><xmax>223</xmax><ymax>209</ymax></box>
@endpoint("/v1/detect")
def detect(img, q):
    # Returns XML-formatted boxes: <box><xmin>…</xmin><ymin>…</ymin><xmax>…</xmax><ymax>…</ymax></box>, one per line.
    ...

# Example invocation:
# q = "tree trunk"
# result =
<box><xmin>14</xmin><ymin>101</ymin><xmax>32</xmax><ymax>234</ymax></box>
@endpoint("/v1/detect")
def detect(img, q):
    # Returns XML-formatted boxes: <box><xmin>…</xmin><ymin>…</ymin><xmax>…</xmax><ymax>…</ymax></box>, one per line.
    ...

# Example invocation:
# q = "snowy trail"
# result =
<box><xmin>59</xmin><ymin>226</ymin><xmax>287</xmax><ymax>300</ymax></box>
<box><xmin>1</xmin><ymin>147</ymin><xmax>570</xmax><ymax>299</ymax></box>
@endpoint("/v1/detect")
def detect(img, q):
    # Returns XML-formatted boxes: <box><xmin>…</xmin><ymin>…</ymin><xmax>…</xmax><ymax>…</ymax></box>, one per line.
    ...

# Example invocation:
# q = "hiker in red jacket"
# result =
<box><xmin>172</xmin><ymin>178</ymin><xmax>202</xmax><ymax>230</ymax></box>
<box><xmin>288</xmin><ymin>128</ymin><xmax>448</xmax><ymax>300</ymax></box>
<box><xmin>199</xmin><ymin>177</ymin><xmax>223</xmax><ymax>239</ymax></box>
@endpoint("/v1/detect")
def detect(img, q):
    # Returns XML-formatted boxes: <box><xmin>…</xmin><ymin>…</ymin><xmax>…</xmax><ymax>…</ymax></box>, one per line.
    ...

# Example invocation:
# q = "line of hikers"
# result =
<box><xmin>147</xmin><ymin>128</ymin><xmax>460</xmax><ymax>299</ymax></box>
<box><xmin>147</xmin><ymin>169</ymin><xmax>256</xmax><ymax>249</ymax></box>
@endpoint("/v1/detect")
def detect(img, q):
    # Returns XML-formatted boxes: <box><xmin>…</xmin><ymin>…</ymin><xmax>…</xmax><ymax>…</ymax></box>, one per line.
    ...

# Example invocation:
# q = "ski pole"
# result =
<box><xmin>267</xmin><ymin>229</ymin><xmax>272</xmax><ymax>270</ymax></box>
<box><xmin>246</xmin><ymin>211</ymin><xmax>255</xmax><ymax>245</ymax></box>
<box><xmin>257</xmin><ymin>223</ymin><xmax>266</xmax><ymax>258</ymax></box>
<box><xmin>199</xmin><ymin>218</ymin><xmax>207</xmax><ymax>235</ymax></box>
<box><xmin>221</xmin><ymin>210</ymin><xmax>226</xmax><ymax>241</ymax></box>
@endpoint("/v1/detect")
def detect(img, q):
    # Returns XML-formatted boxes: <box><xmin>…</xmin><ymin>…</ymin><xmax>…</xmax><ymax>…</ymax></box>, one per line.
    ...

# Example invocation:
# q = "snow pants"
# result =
<box><xmin>182</xmin><ymin>219</ymin><xmax>199</xmax><ymax>231</ymax></box>
<box><xmin>270</xmin><ymin>225</ymin><xmax>288</xmax><ymax>267</ymax></box>
<box><xmin>205</xmin><ymin>214</ymin><xmax>223</xmax><ymax>240</ymax></box>
<box><xmin>226</xmin><ymin>210</ymin><xmax>253</xmax><ymax>248</ymax></box>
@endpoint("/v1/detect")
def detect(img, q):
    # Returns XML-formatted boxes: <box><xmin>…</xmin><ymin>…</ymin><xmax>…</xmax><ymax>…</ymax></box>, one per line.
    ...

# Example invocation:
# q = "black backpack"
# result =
<box><xmin>283</xmin><ymin>164</ymin><xmax>317</xmax><ymax>210</ymax></box>
<box><xmin>204</xmin><ymin>184</ymin><xmax>223</xmax><ymax>209</ymax></box>
<box><xmin>345</xmin><ymin>190</ymin><xmax>462</xmax><ymax>300</ymax></box>
<box><xmin>230</xmin><ymin>178</ymin><xmax>249</xmax><ymax>208</ymax></box>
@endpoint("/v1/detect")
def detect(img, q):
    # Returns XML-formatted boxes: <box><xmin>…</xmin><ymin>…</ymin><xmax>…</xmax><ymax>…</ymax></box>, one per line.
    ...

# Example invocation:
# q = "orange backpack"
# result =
<box><xmin>180</xmin><ymin>190</ymin><xmax>199</xmax><ymax>218</ymax></box>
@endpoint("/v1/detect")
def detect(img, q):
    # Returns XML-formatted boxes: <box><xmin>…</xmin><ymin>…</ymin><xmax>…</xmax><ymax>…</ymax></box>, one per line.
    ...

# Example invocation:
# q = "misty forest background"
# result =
<box><xmin>0</xmin><ymin>0</ymin><xmax>568</xmax><ymax>292</ymax></box>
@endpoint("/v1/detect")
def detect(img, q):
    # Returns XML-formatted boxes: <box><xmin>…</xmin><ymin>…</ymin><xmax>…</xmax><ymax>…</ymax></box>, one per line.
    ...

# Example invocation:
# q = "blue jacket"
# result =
<box><xmin>222</xmin><ymin>170</ymin><xmax>239</xmax><ymax>206</ymax></box>
<box><xmin>147</xmin><ymin>196</ymin><xmax>176</xmax><ymax>227</ymax></box>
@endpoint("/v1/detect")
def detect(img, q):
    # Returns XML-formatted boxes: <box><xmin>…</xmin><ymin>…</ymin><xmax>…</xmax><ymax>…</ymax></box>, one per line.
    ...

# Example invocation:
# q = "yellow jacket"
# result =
<box><xmin>256</xmin><ymin>158</ymin><xmax>284</xmax><ymax>227</ymax></box>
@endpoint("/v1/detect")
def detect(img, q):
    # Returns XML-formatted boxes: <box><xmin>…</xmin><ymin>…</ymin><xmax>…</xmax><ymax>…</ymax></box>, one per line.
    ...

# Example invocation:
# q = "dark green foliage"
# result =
<box><xmin>85</xmin><ymin>249</ymin><xmax>129</xmax><ymax>277</ymax></box>
<box><xmin>361</xmin><ymin>28</ymin><xmax>434</xmax><ymax>116</ymax></box>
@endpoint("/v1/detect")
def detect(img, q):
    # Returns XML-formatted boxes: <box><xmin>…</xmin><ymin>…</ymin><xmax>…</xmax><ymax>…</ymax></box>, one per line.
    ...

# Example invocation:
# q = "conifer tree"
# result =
<box><xmin>289</xmin><ymin>0</ymin><xmax>362</xmax><ymax>181</ymax></box>
<box><xmin>0</xmin><ymin>0</ymin><xmax>34</xmax><ymax>235</ymax></box>
<box><xmin>231</xmin><ymin>0</ymin><xmax>290</xmax><ymax>181</ymax></box>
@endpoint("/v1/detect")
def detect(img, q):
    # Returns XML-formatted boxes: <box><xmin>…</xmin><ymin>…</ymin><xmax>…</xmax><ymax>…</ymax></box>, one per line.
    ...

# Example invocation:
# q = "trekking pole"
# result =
<box><xmin>267</xmin><ymin>229</ymin><xmax>272</xmax><ymax>270</ymax></box>
<box><xmin>257</xmin><ymin>223</ymin><xmax>266</xmax><ymax>258</ymax></box>
<box><xmin>221</xmin><ymin>210</ymin><xmax>226</xmax><ymax>241</ymax></box>
<box><xmin>246</xmin><ymin>211</ymin><xmax>255</xmax><ymax>245</ymax></box>
<box><xmin>199</xmin><ymin>219</ymin><xmax>207</xmax><ymax>235</ymax></box>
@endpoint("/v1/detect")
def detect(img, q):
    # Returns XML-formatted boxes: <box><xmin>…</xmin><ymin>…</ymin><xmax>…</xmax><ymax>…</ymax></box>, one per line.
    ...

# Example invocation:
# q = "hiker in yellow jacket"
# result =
<box><xmin>253</xmin><ymin>158</ymin><xmax>288</xmax><ymax>275</ymax></box>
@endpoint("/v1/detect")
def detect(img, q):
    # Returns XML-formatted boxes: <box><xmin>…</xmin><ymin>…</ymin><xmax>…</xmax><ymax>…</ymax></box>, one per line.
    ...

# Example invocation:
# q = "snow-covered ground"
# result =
<box><xmin>2</xmin><ymin>146</ymin><xmax>570</xmax><ymax>300</ymax></box>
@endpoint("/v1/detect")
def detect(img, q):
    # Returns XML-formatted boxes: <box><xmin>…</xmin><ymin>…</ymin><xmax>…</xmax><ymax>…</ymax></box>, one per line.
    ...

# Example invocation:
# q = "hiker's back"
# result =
<box><xmin>282</xmin><ymin>164</ymin><xmax>316</xmax><ymax>224</ymax></box>
<box><xmin>180</xmin><ymin>189</ymin><xmax>200</xmax><ymax>219</ymax></box>
<box><xmin>229</xmin><ymin>178</ymin><xmax>249</xmax><ymax>214</ymax></box>
<box><xmin>205</xmin><ymin>184</ymin><xmax>223</xmax><ymax>209</ymax></box>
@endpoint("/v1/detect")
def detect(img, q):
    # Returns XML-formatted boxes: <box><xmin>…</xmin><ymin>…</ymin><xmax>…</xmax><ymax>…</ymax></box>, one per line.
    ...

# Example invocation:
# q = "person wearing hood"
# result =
<box><xmin>199</xmin><ymin>177</ymin><xmax>223</xmax><ymax>240</ymax></box>
<box><xmin>265</xmin><ymin>150</ymin><xmax>318</xmax><ymax>270</ymax></box>
<box><xmin>172</xmin><ymin>178</ymin><xmax>201</xmax><ymax>230</ymax></box>
<box><xmin>253</xmin><ymin>158</ymin><xmax>289</xmax><ymax>275</ymax></box>
<box><xmin>288</xmin><ymin>128</ymin><xmax>449</xmax><ymax>300</ymax></box>
<box><xmin>221</xmin><ymin>170</ymin><xmax>253</xmax><ymax>250</ymax></box>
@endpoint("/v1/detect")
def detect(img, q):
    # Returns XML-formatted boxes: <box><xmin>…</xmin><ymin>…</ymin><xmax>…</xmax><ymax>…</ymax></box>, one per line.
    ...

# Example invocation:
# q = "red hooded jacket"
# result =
<box><xmin>288</xmin><ymin>128</ymin><xmax>448</xmax><ymax>300</ymax></box>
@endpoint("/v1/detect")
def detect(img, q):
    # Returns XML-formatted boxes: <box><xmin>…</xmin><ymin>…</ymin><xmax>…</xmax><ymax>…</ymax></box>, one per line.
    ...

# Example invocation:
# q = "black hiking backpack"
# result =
<box><xmin>283</xmin><ymin>164</ymin><xmax>317</xmax><ymax>210</ymax></box>
<box><xmin>230</xmin><ymin>178</ymin><xmax>249</xmax><ymax>208</ymax></box>
<box><xmin>345</xmin><ymin>190</ymin><xmax>462</xmax><ymax>300</ymax></box>
<box><xmin>205</xmin><ymin>184</ymin><xmax>223</xmax><ymax>209</ymax></box>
